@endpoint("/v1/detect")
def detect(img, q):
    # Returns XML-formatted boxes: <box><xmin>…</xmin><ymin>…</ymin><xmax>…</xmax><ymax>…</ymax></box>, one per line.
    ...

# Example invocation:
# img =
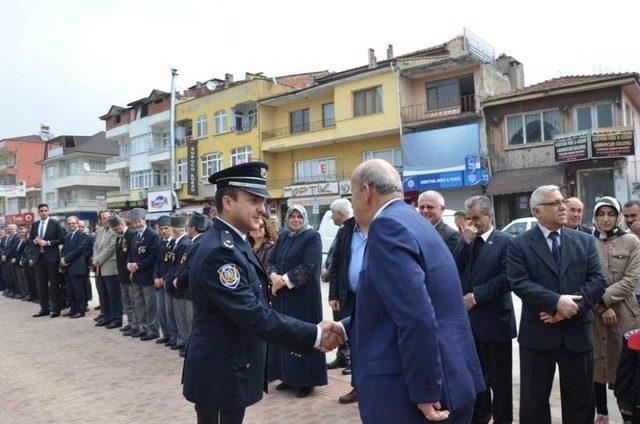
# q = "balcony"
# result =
<box><xmin>262</xmin><ymin>119</ymin><xmax>335</xmax><ymax>141</ymax></box>
<box><xmin>47</xmin><ymin>171</ymin><xmax>120</xmax><ymax>190</ymax></box>
<box><xmin>231</xmin><ymin>122</ymin><xmax>257</xmax><ymax>134</ymax></box>
<box><xmin>149</xmin><ymin>143</ymin><xmax>170</xmax><ymax>164</ymax></box>
<box><xmin>105</xmin><ymin>155</ymin><xmax>128</xmax><ymax>171</ymax></box>
<box><xmin>53</xmin><ymin>199</ymin><xmax>107</xmax><ymax>213</ymax></box>
<box><xmin>402</xmin><ymin>94</ymin><xmax>477</xmax><ymax>125</ymax></box>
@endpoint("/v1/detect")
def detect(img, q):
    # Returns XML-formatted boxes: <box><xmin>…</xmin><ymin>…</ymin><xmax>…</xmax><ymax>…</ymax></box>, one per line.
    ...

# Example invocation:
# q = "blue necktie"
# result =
<box><xmin>38</xmin><ymin>222</ymin><xmax>45</xmax><ymax>253</ymax></box>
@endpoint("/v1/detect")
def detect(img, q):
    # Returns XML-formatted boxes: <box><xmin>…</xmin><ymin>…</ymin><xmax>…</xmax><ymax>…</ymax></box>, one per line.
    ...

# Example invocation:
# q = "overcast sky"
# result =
<box><xmin>1</xmin><ymin>0</ymin><xmax>638</xmax><ymax>140</ymax></box>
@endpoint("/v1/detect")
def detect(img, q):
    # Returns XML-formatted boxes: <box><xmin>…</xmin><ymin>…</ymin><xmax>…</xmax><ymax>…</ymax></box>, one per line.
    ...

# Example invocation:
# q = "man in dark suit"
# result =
<box><xmin>153</xmin><ymin>215</ymin><xmax>175</xmax><ymax>345</ymax></box>
<box><xmin>0</xmin><ymin>228</ymin><xmax>6</xmax><ymax>293</ymax></box>
<box><xmin>11</xmin><ymin>227</ymin><xmax>29</xmax><ymax>300</ymax></box>
<box><xmin>507</xmin><ymin>185</ymin><xmax>606</xmax><ymax>424</ymax></box>
<box><xmin>163</xmin><ymin>214</ymin><xmax>190</xmax><ymax>350</ymax></box>
<box><xmin>418</xmin><ymin>190</ymin><xmax>460</xmax><ymax>253</ymax></box>
<box><xmin>30</xmin><ymin>203</ymin><xmax>65</xmax><ymax>317</ymax></box>
<box><xmin>454</xmin><ymin>196</ymin><xmax>516</xmax><ymax>424</ymax></box>
<box><xmin>335</xmin><ymin>159</ymin><xmax>484</xmax><ymax>424</ymax></box>
<box><xmin>2</xmin><ymin>224</ymin><xmax>20</xmax><ymax>298</ymax></box>
<box><xmin>126</xmin><ymin>208</ymin><xmax>160</xmax><ymax>341</ymax></box>
<box><xmin>60</xmin><ymin>216</ymin><xmax>89</xmax><ymax>318</ymax></box>
<box><xmin>565</xmin><ymin>197</ymin><xmax>591</xmax><ymax>234</ymax></box>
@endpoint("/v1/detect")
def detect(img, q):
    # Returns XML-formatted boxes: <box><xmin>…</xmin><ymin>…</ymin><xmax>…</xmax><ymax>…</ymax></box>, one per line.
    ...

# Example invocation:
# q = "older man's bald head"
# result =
<box><xmin>352</xmin><ymin>159</ymin><xmax>403</xmax><ymax>195</ymax></box>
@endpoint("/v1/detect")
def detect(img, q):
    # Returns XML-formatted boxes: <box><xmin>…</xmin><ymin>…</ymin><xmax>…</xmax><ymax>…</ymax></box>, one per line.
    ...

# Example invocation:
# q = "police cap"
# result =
<box><xmin>208</xmin><ymin>161</ymin><xmax>269</xmax><ymax>198</ymax></box>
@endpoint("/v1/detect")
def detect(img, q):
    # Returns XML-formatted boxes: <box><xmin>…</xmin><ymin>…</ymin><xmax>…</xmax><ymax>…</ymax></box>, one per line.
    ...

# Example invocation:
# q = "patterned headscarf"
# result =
<box><xmin>284</xmin><ymin>204</ymin><xmax>313</xmax><ymax>237</ymax></box>
<box><xmin>592</xmin><ymin>196</ymin><xmax>626</xmax><ymax>240</ymax></box>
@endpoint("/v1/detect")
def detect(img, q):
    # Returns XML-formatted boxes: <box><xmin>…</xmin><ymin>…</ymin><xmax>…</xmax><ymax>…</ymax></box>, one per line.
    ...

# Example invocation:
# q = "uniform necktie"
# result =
<box><xmin>548</xmin><ymin>231</ymin><xmax>561</xmax><ymax>267</ymax></box>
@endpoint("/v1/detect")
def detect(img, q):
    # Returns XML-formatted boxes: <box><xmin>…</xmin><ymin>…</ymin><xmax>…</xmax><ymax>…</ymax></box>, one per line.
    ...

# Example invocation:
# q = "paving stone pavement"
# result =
<box><xmin>0</xmin><ymin>292</ymin><xmax>624</xmax><ymax>423</ymax></box>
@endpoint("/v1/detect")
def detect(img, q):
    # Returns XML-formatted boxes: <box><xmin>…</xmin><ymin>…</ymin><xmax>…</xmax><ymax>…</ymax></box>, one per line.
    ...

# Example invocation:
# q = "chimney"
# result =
<box><xmin>225</xmin><ymin>73</ymin><xmax>234</xmax><ymax>86</ymax></box>
<box><xmin>368</xmin><ymin>48</ymin><xmax>377</xmax><ymax>69</ymax></box>
<box><xmin>387</xmin><ymin>44</ymin><xmax>394</xmax><ymax>60</ymax></box>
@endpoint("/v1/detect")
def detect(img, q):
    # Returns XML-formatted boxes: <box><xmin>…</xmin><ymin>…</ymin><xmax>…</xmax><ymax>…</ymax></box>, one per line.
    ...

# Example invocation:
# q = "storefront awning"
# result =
<box><xmin>486</xmin><ymin>166</ymin><xmax>566</xmax><ymax>196</ymax></box>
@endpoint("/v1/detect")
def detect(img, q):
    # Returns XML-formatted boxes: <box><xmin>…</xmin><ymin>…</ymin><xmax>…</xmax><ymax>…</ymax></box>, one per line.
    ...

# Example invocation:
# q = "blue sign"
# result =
<box><xmin>465</xmin><ymin>155</ymin><xmax>477</xmax><ymax>173</ymax></box>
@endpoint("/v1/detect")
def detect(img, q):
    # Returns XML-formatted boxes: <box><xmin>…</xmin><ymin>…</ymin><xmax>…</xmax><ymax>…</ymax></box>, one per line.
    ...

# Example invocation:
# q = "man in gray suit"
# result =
<box><xmin>417</xmin><ymin>190</ymin><xmax>460</xmax><ymax>253</ymax></box>
<box><xmin>93</xmin><ymin>210</ymin><xmax>122</xmax><ymax>329</ymax></box>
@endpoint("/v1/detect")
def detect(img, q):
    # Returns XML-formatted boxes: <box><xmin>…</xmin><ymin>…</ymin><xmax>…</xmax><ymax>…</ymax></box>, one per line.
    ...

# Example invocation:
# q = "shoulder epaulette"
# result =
<box><xmin>221</xmin><ymin>230</ymin><xmax>234</xmax><ymax>250</ymax></box>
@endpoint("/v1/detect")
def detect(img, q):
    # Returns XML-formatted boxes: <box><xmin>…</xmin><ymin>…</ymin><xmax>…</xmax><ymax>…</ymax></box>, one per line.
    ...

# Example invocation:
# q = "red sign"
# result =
<box><xmin>5</xmin><ymin>213</ymin><xmax>35</xmax><ymax>225</ymax></box>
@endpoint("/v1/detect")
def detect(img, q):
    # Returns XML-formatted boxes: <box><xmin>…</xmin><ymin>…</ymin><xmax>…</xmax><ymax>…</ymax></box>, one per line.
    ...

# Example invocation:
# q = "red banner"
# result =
<box><xmin>5</xmin><ymin>213</ymin><xmax>35</xmax><ymax>225</ymax></box>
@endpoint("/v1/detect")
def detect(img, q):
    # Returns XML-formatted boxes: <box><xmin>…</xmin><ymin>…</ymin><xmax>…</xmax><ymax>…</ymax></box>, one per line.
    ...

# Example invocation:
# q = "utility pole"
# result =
<box><xmin>169</xmin><ymin>68</ymin><xmax>178</xmax><ymax>210</ymax></box>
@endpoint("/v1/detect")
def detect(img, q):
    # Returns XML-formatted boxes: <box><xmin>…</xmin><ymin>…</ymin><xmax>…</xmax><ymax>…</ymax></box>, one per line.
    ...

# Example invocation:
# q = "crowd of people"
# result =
<box><xmin>7</xmin><ymin>160</ymin><xmax>640</xmax><ymax>424</ymax></box>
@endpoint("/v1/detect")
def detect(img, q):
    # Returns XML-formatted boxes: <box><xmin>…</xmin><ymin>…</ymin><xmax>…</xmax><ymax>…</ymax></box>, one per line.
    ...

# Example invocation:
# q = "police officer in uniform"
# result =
<box><xmin>182</xmin><ymin>162</ymin><xmax>343</xmax><ymax>424</ymax></box>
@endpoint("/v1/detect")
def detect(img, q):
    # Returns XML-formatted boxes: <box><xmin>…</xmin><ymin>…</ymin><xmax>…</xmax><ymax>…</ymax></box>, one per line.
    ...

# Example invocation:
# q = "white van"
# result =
<box><xmin>318</xmin><ymin>210</ymin><xmax>340</xmax><ymax>254</ymax></box>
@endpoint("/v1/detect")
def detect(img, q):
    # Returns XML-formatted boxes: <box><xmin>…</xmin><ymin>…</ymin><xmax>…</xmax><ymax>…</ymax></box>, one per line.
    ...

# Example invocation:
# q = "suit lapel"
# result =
<box><xmin>469</xmin><ymin>230</ymin><xmax>496</xmax><ymax>280</ymax></box>
<box><xmin>560</xmin><ymin>230</ymin><xmax>574</xmax><ymax>276</ymax></box>
<box><xmin>530</xmin><ymin>226</ymin><xmax>559</xmax><ymax>275</ymax></box>
<box><xmin>241</xmin><ymin>241</ymin><xmax>268</xmax><ymax>280</ymax></box>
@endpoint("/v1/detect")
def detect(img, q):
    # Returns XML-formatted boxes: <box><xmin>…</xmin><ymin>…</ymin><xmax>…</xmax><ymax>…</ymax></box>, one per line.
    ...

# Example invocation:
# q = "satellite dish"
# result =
<box><xmin>205</xmin><ymin>81</ymin><xmax>218</xmax><ymax>91</ymax></box>
<box><xmin>83</xmin><ymin>162</ymin><xmax>91</xmax><ymax>172</ymax></box>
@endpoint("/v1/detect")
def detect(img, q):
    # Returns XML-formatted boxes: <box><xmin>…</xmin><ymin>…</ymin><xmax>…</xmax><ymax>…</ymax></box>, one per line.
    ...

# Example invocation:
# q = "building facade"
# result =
<box><xmin>0</xmin><ymin>134</ymin><xmax>46</xmax><ymax>220</ymax></box>
<box><xmin>483</xmin><ymin>73</ymin><xmax>640</xmax><ymax>228</ymax></box>
<box><xmin>102</xmin><ymin>90</ymin><xmax>172</xmax><ymax>215</ymax></box>
<box><xmin>39</xmin><ymin>131</ymin><xmax>119</xmax><ymax>224</ymax></box>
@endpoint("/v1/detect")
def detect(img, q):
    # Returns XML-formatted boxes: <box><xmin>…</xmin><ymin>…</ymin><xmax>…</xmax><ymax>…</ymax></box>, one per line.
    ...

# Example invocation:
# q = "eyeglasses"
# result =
<box><xmin>538</xmin><ymin>199</ymin><xmax>570</xmax><ymax>207</ymax></box>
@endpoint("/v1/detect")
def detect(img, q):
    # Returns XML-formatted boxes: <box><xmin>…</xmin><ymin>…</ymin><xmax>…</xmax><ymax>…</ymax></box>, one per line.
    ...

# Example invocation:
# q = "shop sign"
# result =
<box><xmin>187</xmin><ymin>141</ymin><xmax>198</xmax><ymax>195</ymax></box>
<box><xmin>591</xmin><ymin>127</ymin><xmax>635</xmax><ymax>158</ymax></box>
<box><xmin>283</xmin><ymin>182</ymin><xmax>339</xmax><ymax>198</ymax></box>
<box><xmin>148</xmin><ymin>190</ymin><xmax>172</xmax><ymax>212</ymax></box>
<box><xmin>554</xmin><ymin>131</ymin><xmax>590</xmax><ymax>163</ymax></box>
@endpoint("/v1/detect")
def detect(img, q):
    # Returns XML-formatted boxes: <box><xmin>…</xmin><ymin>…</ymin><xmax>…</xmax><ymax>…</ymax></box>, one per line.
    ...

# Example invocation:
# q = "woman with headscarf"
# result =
<box><xmin>266</xmin><ymin>204</ymin><xmax>327</xmax><ymax>398</ymax></box>
<box><xmin>591</xmin><ymin>196</ymin><xmax>640</xmax><ymax>424</ymax></box>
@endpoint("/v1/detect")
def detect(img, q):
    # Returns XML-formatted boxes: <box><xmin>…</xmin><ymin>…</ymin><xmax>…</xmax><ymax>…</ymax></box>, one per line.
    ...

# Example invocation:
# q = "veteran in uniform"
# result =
<box><xmin>154</xmin><ymin>215</ymin><xmax>177</xmax><ymax>345</ymax></box>
<box><xmin>108</xmin><ymin>214</ymin><xmax>139</xmax><ymax>335</ymax></box>
<box><xmin>182</xmin><ymin>162</ymin><xmax>343</xmax><ymax>424</ymax></box>
<box><xmin>163</xmin><ymin>214</ymin><xmax>190</xmax><ymax>350</ymax></box>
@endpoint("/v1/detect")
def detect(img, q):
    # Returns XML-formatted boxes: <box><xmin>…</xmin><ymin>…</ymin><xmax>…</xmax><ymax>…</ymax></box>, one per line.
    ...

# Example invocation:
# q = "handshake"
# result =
<box><xmin>316</xmin><ymin>320</ymin><xmax>346</xmax><ymax>353</ymax></box>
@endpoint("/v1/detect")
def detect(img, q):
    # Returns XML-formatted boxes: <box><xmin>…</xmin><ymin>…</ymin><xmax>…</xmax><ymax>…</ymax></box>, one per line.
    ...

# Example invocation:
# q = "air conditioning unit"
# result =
<box><xmin>172</xmin><ymin>181</ymin><xmax>182</xmax><ymax>190</ymax></box>
<box><xmin>200</xmin><ymin>176</ymin><xmax>210</xmax><ymax>185</ymax></box>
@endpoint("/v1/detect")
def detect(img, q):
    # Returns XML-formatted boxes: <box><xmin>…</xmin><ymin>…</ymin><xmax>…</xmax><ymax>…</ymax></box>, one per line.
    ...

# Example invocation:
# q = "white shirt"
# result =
<box><xmin>538</xmin><ymin>223</ymin><xmax>562</xmax><ymax>252</ymax></box>
<box><xmin>479</xmin><ymin>226</ymin><xmax>494</xmax><ymax>243</ymax></box>
<box><xmin>174</xmin><ymin>234</ymin><xmax>187</xmax><ymax>245</ymax></box>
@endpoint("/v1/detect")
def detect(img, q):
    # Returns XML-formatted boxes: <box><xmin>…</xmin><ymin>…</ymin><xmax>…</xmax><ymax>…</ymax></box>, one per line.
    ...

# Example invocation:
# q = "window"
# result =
<box><xmin>45</xmin><ymin>193</ymin><xmax>55</xmax><ymax>204</ymax></box>
<box><xmin>231</xmin><ymin>147</ymin><xmax>252</xmax><ymax>166</ymax></box>
<box><xmin>290</xmin><ymin>109</ymin><xmax>310</xmax><ymax>133</ymax></box>
<box><xmin>247</xmin><ymin>110</ymin><xmax>257</xmax><ymax>128</ymax></box>
<box><xmin>214</xmin><ymin>110</ymin><xmax>227</xmax><ymax>134</ymax></box>
<box><xmin>115</xmin><ymin>115</ymin><xmax>121</xmax><ymax>124</ymax></box>
<box><xmin>575</xmin><ymin>103</ymin><xmax>614</xmax><ymax>131</ymax></box>
<box><xmin>140</xmin><ymin>103</ymin><xmax>149</xmax><ymax>118</ymax></box>
<box><xmin>120</xmin><ymin>141</ymin><xmax>129</xmax><ymax>157</ymax></box>
<box><xmin>89</xmin><ymin>190</ymin><xmax>106</xmax><ymax>199</ymax></box>
<box><xmin>185</xmin><ymin>121</ymin><xmax>193</xmax><ymax>138</ymax></box>
<box><xmin>88</xmin><ymin>160</ymin><xmax>105</xmax><ymax>172</ymax></box>
<box><xmin>202</xmin><ymin>153</ymin><xmax>223</xmax><ymax>179</ymax></box>
<box><xmin>363</xmin><ymin>148</ymin><xmax>403</xmax><ymax>168</ymax></box>
<box><xmin>130</xmin><ymin>134</ymin><xmax>151</xmax><ymax>155</ymax></box>
<box><xmin>177</xmin><ymin>160</ymin><xmax>187</xmax><ymax>184</ymax></box>
<box><xmin>66</xmin><ymin>161</ymin><xmax>80</xmax><ymax>175</ymax></box>
<box><xmin>130</xmin><ymin>170</ymin><xmax>153</xmax><ymax>189</ymax></box>
<box><xmin>353</xmin><ymin>86</ymin><xmax>383</xmax><ymax>116</ymax></box>
<box><xmin>506</xmin><ymin>110</ymin><xmax>561</xmax><ymax>145</ymax></box>
<box><xmin>197</xmin><ymin>115</ymin><xmax>208</xmax><ymax>137</ymax></box>
<box><xmin>45</xmin><ymin>165</ymin><xmax>57</xmax><ymax>178</ymax></box>
<box><xmin>323</xmin><ymin>103</ymin><xmax>335</xmax><ymax>127</ymax></box>
<box><xmin>427</xmin><ymin>80</ymin><xmax>459</xmax><ymax>110</ymax></box>
<box><xmin>161</xmin><ymin>130</ymin><xmax>169</xmax><ymax>147</ymax></box>
<box><xmin>294</xmin><ymin>158</ymin><xmax>337</xmax><ymax>183</ymax></box>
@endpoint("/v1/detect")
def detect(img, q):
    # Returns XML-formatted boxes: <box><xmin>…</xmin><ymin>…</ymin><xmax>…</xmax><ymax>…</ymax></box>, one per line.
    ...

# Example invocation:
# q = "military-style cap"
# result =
<box><xmin>188</xmin><ymin>212</ymin><xmax>209</xmax><ymax>232</ymax></box>
<box><xmin>170</xmin><ymin>214</ymin><xmax>188</xmax><ymax>228</ymax></box>
<box><xmin>157</xmin><ymin>215</ymin><xmax>171</xmax><ymax>227</ymax></box>
<box><xmin>127</xmin><ymin>208</ymin><xmax>146</xmax><ymax>221</ymax></box>
<box><xmin>107</xmin><ymin>213</ymin><xmax>124</xmax><ymax>228</ymax></box>
<box><xmin>208</xmin><ymin>161</ymin><xmax>269</xmax><ymax>198</ymax></box>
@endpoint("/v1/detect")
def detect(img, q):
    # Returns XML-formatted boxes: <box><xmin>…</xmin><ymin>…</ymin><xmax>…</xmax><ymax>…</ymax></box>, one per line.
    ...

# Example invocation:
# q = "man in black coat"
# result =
<box><xmin>30</xmin><ymin>203</ymin><xmax>65</xmax><ymax>317</ymax></box>
<box><xmin>565</xmin><ymin>197</ymin><xmax>591</xmax><ymax>234</ymax></box>
<box><xmin>107</xmin><ymin>214</ymin><xmax>138</xmax><ymax>335</ymax></box>
<box><xmin>417</xmin><ymin>190</ymin><xmax>460</xmax><ymax>253</ymax></box>
<box><xmin>60</xmin><ymin>216</ymin><xmax>89</xmax><ymax>318</ymax></box>
<box><xmin>507</xmin><ymin>185</ymin><xmax>606</xmax><ymax>424</ymax></box>
<box><xmin>163</xmin><ymin>214</ymin><xmax>190</xmax><ymax>350</ymax></box>
<box><xmin>183</xmin><ymin>162</ymin><xmax>343</xmax><ymax>424</ymax></box>
<box><xmin>453</xmin><ymin>195</ymin><xmax>516</xmax><ymax>424</ymax></box>
<box><xmin>2</xmin><ymin>224</ymin><xmax>20</xmax><ymax>298</ymax></box>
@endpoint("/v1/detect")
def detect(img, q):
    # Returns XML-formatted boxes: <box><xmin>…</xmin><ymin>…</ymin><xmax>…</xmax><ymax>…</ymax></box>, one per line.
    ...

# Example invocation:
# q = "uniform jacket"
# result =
<box><xmin>93</xmin><ymin>226</ymin><xmax>118</xmax><ymax>277</ymax></box>
<box><xmin>182</xmin><ymin>219</ymin><xmax>317</xmax><ymax>410</ymax></box>
<box><xmin>593</xmin><ymin>233</ymin><xmax>640</xmax><ymax>384</ymax></box>
<box><xmin>61</xmin><ymin>230</ymin><xmax>89</xmax><ymax>276</ymax></box>
<box><xmin>164</xmin><ymin>234</ymin><xmax>191</xmax><ymax>295</ymax></box>
<box><xmin>342</xmin><ymin>200</ymin><xmax>484</xmax><ymax>423</ymax></box>
<box><xmin>453</xmin><ymin>229</ymin><xmax>517</xmax><ymax>343</ymax></box>
<box><xmin>127</xmin><ymin>226</ymin><xmax>160</xmax><ymax>286</ymax></box>
<box><xmin>434</xmin><ymin>219</ymin><xmax>461</xmax><ymax>253</ymax></box>
<box><xmin>30</xmin><ymin>218</ymin><xmax>65</xmax><ymax>262</ymax></box>
<box><xmin>507</xmin><ymin>226</ymin><xmax>606</xmax><ymax>352</ymax></box>
<box><xmin>154</xmin><ymin>238</ymin><xmax>175</xmax><ymax>281</ymax></box>
<box><xmin>615</xmin><ymin>329</ymin><xmax>640</xmax><ymax>414</ymax></box>
<box><xmin>175</xmin><ymin>233</ymin><xmax>204</xmax><ymax>300</ymax></box>
<box><xmin>115</xmin><ymin>228</ymin><xmax>135</xmax><ymax>282</ymax></box>
<box><xmin>329</xmin><ymin>217</ymin><xmax>356</xmax><ymax>306</ymax></box>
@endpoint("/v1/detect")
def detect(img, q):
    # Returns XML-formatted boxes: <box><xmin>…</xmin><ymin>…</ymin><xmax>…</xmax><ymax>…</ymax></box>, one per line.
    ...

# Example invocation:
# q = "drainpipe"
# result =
<box><xmin>169</xmin><ymin>68</ymin><xmax>179</xmax><ymax>210</ymax></box>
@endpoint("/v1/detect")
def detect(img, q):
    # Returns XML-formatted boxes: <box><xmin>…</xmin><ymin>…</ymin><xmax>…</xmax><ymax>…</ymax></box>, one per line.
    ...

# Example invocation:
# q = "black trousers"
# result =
<box><xmin>15</xmin><ymin>266</ymin><xmax>30</xmax><ymax>297</ymax></box>
<box><xmin>95</xmin><ymin>273</ymin><xmax>110</xmax><ymax>317</ymax></box>
<box><xmin>473</xmin><ymin>339</ymin><xmax>512</xmax><ymax>424</ymax></box>
<box><xmin>35</xmin><ymin>255</ymin><xmax>61</xmax><ymax>312</ymax></box>
<box><xmin>519</xmin><ymin>345</ymin><xmax>594</xmax><ymax>424</ymax></box>
<box><xmin>195</xmin><ymin>405</ymin><xmax>245</xmax><ymax>424</ymax></box>
<box><xmin>65</xmin><ymin>273</ymin><xmax>87</xmax><ymax>314</ymax></box>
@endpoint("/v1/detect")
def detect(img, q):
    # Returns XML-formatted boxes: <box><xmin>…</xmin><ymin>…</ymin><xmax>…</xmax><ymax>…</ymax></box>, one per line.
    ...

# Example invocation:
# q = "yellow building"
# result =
<box><xmin>259</xmin><ymin>57</ymin><xmax>402</xmax><ymax>223</ymax></box>
<box><xmin>173</xmin><ymin>74</ymin><xmax>298</xmax><ymax>209</ymax></box>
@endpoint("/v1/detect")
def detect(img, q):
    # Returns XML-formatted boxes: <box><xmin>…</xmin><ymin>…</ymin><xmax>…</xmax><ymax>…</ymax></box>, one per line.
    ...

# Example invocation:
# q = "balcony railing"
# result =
<box><xmin>55</xmin><ymin>199</ymin><xmax>104</xmax><ymax>209</ymax></box>
<box><xmin>106</xmin><ymin>155</ymin><xmax>127</xmax><ymax>165</ymax></box>
<box><xmin>176</xmin><ymin>135</ymin><xmax>192</xmax><ymax>146</ymax></box>
<box><xmin>402</xmin><ymin>94</ymin><xmax>476</xmax><ymax>124</ymax></box>
<box><xmin>231</xmin><ymin>122</ymin><xmax>257</xmax><ymax>133</ymax></box>
<box><xmin>262</xmin><ymin>119</ymin><xmax>335</xmax><ymax>141</ymax></box>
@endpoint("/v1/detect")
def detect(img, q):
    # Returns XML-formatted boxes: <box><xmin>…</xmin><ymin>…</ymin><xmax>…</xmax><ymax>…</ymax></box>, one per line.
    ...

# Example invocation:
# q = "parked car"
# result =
<box><xmin>501</xmin><ymin>217</ymin><xmax>538</xmax><ymax>237</ymax></box>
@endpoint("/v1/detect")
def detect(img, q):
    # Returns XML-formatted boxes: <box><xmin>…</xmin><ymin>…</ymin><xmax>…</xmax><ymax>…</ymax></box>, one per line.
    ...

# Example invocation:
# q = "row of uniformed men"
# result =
<box><xmin>104</xmin><ymin>208</ymin><xmax>211</xmax><ymax>357</ymax></box>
